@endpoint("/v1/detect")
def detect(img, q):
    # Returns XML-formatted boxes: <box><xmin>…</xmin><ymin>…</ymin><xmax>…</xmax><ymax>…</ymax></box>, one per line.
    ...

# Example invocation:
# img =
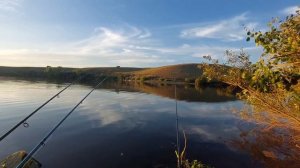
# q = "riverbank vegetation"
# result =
<box><xmin>0</xmin><ymin>66</ymin><xmax>143</xmax><ymax>82</ymax></box>
<box><xmin>201</xmin><ymin>10</ymin><xmax>300</xmax><ymax>153</ymax></box>
<box><xmin>0</xmin><ymin>64</ymin><xmax>227</xmax><ymax>87</ymax></box>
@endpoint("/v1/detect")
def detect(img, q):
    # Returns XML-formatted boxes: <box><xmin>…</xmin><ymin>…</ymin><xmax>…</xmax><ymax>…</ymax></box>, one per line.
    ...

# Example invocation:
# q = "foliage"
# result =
<box><xmin>44</xmin><ymin>66</ymin><xmax>78</xmax><ymax>80</ymax></box>
<box><xmin>201</xmin><ymin>10</ymin><xmax>300</xmax><ymax>133</ymax></box>
<box><xmin>175</xmin><ymin>131</ymin><xmax>187</xmax><ymax>168</ymax></box>
<box><xmin>182</xmin><ymin>160</ymin><xmax>212</xmax><ymax>168</ymax></box>
<box><xmin>195</xmin><ymin>77</ymin><xmax>207</xmax><ymax>86</ymax></box>
<box><xmin>140</xmin><ymin>76</ymin><xmax>146</xmax><ymax>82</ymax></box>
<box><xmin>175</xmin><ymin>131</ymin><xmax>212</xmax><ymax>168</ymax></box>
<box><xmin>159</xmin><ymin>78</ymin><xmax>165</xmax><ymax>82</ymax></box>
<box><xmin>0</xmin><ymin>67</ymin><xmax>45</xmax><ymax>78</ymax></box>
<box><xmin>45</xmin><ymin>66</ymin><xmax>63</xmax><ymax>77</ymax></box>
<box><xmin>245</xmin><ymin>13</ymin><xmax>300</xmax><ymax>93</ymax></box>
<box><xmin>185</xmin><ymin>78</ymin><xmax>195</xmax><ymax>83</ymax></box>
<box><xmin>134</xmin><ymin>77</ymin><xmax>140</xmax><ymax>81</ymax></box>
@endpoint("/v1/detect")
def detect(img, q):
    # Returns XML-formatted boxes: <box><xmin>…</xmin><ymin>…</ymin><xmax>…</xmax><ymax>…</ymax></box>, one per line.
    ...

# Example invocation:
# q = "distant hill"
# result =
<box><xmin>0</xmin><ymin>66</ymin><xmax>144</xmax><ymax>77</ymax></box>
<box><xmin>128</xmin><ymin>63</ymin><xmax>203</xmax><ymax>79</ymax></box>
<box><xmin>0</xmin><ymin>64</ymin><xmax>205</xmax><ymax>80</ymax></box>
<box><xmin>0</xmin><ymin>66</ymin><xmax>50</xmax><ymax>77</ymax></box>
<box><xmin>81</xmin><ymin>67</ymin><xmax>145</xmax><ymax>74</ymax></box>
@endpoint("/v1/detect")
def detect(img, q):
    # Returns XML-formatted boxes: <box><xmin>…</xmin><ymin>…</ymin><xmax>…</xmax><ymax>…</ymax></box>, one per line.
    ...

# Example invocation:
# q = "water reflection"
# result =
<box><xmin>99</xmin><ymin>82</ymin><xmax>237</xmax><ymax>102</ymax></box>
<box><xmin>0</xmin><ymin>78</ymin><xmax>297</xmax><ymax>167</ymax></box>
<box><xmin>229</xmin><ymin>124</ymin><xmax>300</xmax><ymax>168</ymax></box>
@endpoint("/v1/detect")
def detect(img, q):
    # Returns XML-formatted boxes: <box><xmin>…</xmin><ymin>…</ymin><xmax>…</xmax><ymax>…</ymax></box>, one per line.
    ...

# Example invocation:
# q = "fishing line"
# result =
<box><xmin>16</xmin><ymin>76</ymin><xmax>108</xmax><ymax>168</ymax></box>
<box><xmin>0</xmin><ymin>76</ymin><xmax>83</xmax><ymax>142</ymax></box>
<box><xmin>175</xmin><ymin>84</ymin><xmax>181</xmax><ymax>168</ymax></box>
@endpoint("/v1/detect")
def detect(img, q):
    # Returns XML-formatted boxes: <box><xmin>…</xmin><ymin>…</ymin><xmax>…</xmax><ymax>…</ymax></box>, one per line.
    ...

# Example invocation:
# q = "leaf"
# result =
<box><xmin>262</xmin><ymin>150</ymin><xmax>277</xmax><ymax>159</ymax></box>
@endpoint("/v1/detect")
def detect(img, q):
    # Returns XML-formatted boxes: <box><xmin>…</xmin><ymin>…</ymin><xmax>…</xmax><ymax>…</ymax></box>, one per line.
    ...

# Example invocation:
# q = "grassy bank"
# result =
<box><xmin>0</xmin><ymin>66</ymin><xmax>143</xmax><ymax>82</ymax></box>
<box><xmin>0</xmin><ymin>64</ymin><xmax>228</xmax><ymax>87</ymax></box>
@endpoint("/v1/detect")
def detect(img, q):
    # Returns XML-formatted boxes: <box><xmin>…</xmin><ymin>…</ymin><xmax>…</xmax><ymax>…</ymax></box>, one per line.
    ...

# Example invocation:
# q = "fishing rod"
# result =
<box><xmin>16</xmin><ymin>76</ymin><xmax>108</xmax><ymax>168</ymax></box>
<box><xmin>175</xmin><ymin>84</ymin><xmax>181</xmax><ymax>168</ymax></box>
<box><xmin>0</xmin><ymin>76</ymin><xmax>83</xmax><ymax>142</ymax></box>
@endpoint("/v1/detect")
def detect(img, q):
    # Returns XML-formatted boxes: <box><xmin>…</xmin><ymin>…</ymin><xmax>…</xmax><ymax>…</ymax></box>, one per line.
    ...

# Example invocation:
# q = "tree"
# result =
<box><xmin>201</xmin><ymin>9</ymin><xmax>300</xmax><ymax>134</ymax></box>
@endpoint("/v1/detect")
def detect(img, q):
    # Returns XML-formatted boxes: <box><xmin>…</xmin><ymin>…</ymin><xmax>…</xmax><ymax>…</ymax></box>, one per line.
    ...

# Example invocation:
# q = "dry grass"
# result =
<box><xmin>129</xmin><ymin>64</ymin><xmax>203</xmax><ymax>79</ymax></box>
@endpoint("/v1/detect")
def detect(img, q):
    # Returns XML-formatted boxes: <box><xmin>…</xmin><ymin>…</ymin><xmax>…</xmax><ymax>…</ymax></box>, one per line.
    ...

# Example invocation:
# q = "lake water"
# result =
<box><xmin>0</xmin><ymin>78</ymin><xmax>278</xmax><ymax>168</ymax></box>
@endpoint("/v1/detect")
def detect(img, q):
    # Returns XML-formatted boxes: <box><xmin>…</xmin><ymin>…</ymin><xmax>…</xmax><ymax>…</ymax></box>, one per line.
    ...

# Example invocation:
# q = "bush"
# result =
<box><xmin>185</xmin><ymin>78</ymin><xmax>195</xmax><ymax>83</ymax></box>
<box><xmin>195</xmin><ymin>77</ymin><xmax>207</xmax><ymax>86</ymax></box>
<box><xmin>159</xmin><ymin>78</ymin><xmax>165</xmax><ymax>82</ymax></box>
<box><xmin>140</xmin><ymin>76</ymin><xmax>146</xmax><ymax>82</ymax></box>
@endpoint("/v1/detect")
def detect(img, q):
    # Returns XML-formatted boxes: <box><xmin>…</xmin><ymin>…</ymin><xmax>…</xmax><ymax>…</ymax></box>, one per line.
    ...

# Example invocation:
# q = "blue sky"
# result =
<box><xmin>0</xmin><ymin>0</ymin><xmax>298</xmax><ymax>67</ymax></box>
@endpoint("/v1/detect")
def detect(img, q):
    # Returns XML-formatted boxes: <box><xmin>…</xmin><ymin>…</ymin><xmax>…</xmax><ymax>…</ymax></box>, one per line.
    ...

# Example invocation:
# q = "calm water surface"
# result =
<box><xmin>0</xmin><ymin>78</ymin><xmax>261</xmax><ymax>168</ymax></box>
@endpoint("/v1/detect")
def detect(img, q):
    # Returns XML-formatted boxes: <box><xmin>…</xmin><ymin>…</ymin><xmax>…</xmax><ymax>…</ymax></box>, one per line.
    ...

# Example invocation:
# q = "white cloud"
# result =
<box><xmin>73</xmin><ymin>27</ymin><xmax>127</xmax><ymax>54</ymax></box>
<box><xmin>136</xmin><ymin>43</ymin><xmax>262</xmax><ymax>62</ymax></box>
<box><xmin>0</xmin><ymin>42</ymin><xmax>261</xmax><ymax>67</ymax></box>
<box><xmin>281</xmin><ymin>6</ymin><xmax>299</xmax><ymax>15</ymax></box>
<box><xmin>0</xmin><ymin>0</ymin><xmax>22</xmax><ymax>13</ymax></box>
<box><xmin>0</xmin><ymin>18</ymin><xmax>261</xmax><ymax>67</ymax></box>
<box><xmin>0</xmin><ymin>26</ymin><xmax>175</xmax><ymax>67</ymax></box>
<box><xmin>181</xmin><ymin>13</ymin><xmax>258</xmax><ymax>41</ymax></box>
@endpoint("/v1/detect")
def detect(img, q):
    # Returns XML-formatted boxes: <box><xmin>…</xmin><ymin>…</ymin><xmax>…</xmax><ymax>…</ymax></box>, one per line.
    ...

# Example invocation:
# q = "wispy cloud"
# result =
<box><xmin>180</xmin><ymin>13</ymin><xmax>258</xmax><ymax>41</ymax></box>
<box><xmin>280</xmin><ymin>6</ymin><xmax>299</xmax><ymax>15</ymax></box>
<box><xmin>0</xmin><ymin>0</ymin><xmax>22</xmax><ymax>13</ymax></box>
<box><xmin>0</xmin><ymin>23</ymin><xmax>262</xmax><ymax>67</ymax></box>
<box><xmin>0</xmin><ymin>12</ymin><xmax>263</xmax><ymax>68</ymax></box>
<box><xmin>70</xmin><ymin>26</ymin><xmax>174</xmax><ymax>66</ymax></box>
<box><xmin>0</xmin><ymin>26</ymin><xmax>175</xmax><ymax>67</ymax></box>
<box><xmin>142</xmin><ymin>44</ymin><xmax>262</xmax><ymax>62</ymax></box>
<box><xmin>73</xmin><ymin>26</ymin><xmax>154</xmax><ymax>55</ymax></box>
